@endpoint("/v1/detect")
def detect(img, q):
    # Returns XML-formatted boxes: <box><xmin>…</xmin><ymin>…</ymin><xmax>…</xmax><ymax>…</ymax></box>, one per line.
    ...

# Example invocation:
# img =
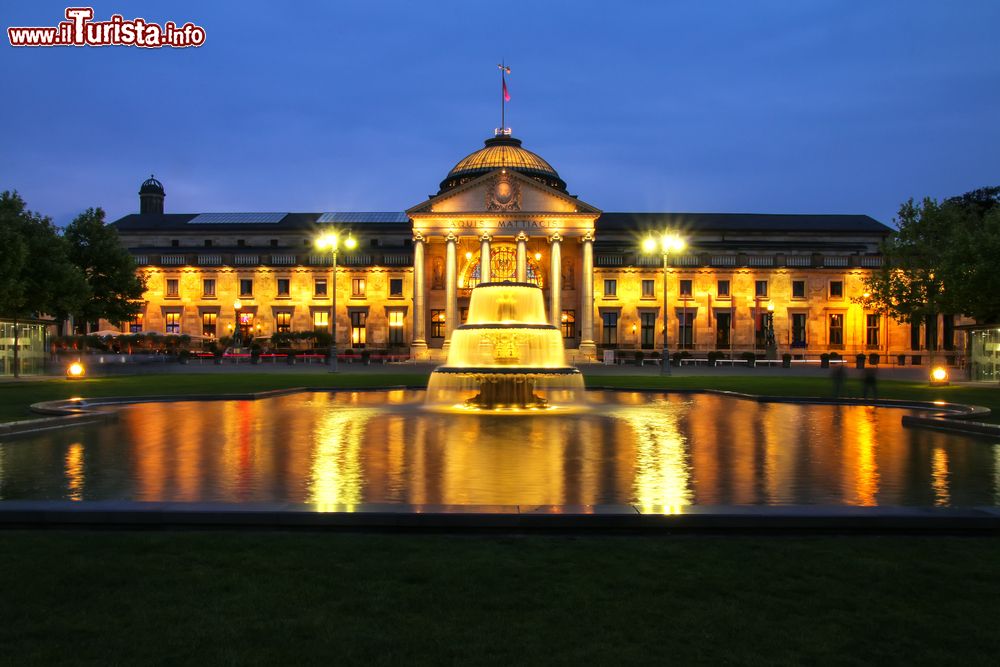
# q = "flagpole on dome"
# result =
<box><xmin>497</xmin><ymin>61</ymin><xmax>511</xmax><ymax>136</ymax></box>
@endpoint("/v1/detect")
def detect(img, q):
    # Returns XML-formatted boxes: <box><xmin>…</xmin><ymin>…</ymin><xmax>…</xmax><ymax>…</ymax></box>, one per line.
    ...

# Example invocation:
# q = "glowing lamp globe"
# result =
<box><xmin>930</xmin><ymin>367</ymin><xmax>949</xmax><ymax>386</ymax></box>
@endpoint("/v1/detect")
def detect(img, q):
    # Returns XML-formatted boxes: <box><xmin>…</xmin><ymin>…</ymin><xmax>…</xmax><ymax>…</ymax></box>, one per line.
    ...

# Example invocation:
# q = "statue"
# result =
<box><xmin>431</xmin><ymin>257</ymin><xmax>444</xmax><ymax>290</ymax></box>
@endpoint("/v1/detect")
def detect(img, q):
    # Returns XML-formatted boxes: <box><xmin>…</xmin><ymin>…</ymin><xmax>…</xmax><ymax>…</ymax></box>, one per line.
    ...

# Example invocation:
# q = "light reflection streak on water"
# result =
<box><xmin>854</xmin><ymin>407</ymin><xmax>880</xmax><ymax>506</ymax></box>
<box><xmin>64</xmin><ymin>442</ymin><xmax>84</xmax><ymax>501</ymax></box>
<box><xmin>309</xmin><ymin>407</ymin><xmax>374</xmax><ymax>510</ymax></box>
<box><xmin>622</xmin><ymin>401</ymin><xmax>692</xmax><ymax>514</ymax></box>
<box><xmin>932</xmin><ymin>447</ymin><xmax>950</xmax><ymax>507</ymax></box>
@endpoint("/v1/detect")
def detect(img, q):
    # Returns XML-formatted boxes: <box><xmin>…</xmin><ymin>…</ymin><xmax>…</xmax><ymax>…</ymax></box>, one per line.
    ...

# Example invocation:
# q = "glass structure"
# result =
<box><xmin>0</xmin><ymin>320</ymin><xmax>48</xmax><ymax>376</ymax></box>
<box><xmin>970</xmin><ymin>327</ymin><xmax>1000</xmax><ymax>382</ymax></box>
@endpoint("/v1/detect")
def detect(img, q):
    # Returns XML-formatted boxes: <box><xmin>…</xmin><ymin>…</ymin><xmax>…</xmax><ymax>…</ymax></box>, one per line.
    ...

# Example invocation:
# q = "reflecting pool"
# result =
<box><xmin>1</xmin><ymin>390</ymin><xmax>998</xmax><ymax>509</ymax></box>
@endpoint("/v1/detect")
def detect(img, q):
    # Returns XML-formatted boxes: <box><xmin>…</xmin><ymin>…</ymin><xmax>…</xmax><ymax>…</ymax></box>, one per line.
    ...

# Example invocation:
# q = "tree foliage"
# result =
<box><xmin>64</xmin><ymin>207</ymin><xmax>146</xmax><ymax>327</ymax></box>
<box><xmin>861</xmin><ymin>186</ymin><xmax>1000</xmax><ymax>324</ymax></box>
<box><xmin>0</xmin><ymin>191</ymin><xmax>88</xmax><ymax>322</ymax></box>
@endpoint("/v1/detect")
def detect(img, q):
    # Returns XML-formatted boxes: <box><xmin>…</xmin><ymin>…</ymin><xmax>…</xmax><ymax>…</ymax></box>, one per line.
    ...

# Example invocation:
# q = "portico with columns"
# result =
<box><xmin>406</xmin><ymin>147</ymin><xmax>600</xmax><ymax>361</ymax></box>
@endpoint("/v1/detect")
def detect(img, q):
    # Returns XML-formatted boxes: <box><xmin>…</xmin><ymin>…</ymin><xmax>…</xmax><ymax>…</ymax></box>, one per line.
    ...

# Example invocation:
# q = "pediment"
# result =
<box><xmin>407</xmin><ymin>169</ymin><xmax>600</xmax><ymax>217</ymax></box>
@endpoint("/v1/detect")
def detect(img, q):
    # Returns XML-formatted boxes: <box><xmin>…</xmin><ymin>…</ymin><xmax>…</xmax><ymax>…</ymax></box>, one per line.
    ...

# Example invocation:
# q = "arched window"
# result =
<box><xmin>462</xmin><ymin>244</ymin><xmax>542</xmax><ymax>288</ymax></box>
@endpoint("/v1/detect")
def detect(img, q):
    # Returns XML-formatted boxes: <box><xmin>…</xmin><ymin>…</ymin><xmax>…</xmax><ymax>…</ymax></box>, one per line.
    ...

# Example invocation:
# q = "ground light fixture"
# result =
<box><xmin>930</xmin><ymin>366</ymin><xmax>949</xmax><ymax>386</ymax></box>
<box><xmin>66</xmin><ymin>361</ymin><xmax>85</xmax><ymax>379</ymax></box>
<box><xmin>642</xmin><ymin>232</ymin><xmax>686</xmax><ymax>376</ymax></box>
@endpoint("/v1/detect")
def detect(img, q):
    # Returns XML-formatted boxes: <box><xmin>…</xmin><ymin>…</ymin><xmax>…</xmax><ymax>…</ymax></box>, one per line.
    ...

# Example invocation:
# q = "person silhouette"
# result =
<box><xmin>832</xmin><ymin>362</ymin><xmax>847</xmax><ymax>398</ymax></box>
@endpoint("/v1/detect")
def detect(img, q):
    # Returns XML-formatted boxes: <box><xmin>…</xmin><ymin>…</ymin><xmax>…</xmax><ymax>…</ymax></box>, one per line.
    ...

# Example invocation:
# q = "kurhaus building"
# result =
<box><xmin>110</xmin><ymin>133</ymin><xmax>962</xmax><ymax>361</ymax></box>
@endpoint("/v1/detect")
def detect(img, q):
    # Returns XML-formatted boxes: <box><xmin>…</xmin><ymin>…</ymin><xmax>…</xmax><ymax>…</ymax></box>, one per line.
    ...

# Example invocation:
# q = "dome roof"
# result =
<box><xmin>139</xmin><ymin>174</ymin><xmax>164</xmax><ymax>195</ymax></box>
<box><xmin>439</xmin><ymin>136</ymin><xmax>566</xmax><ymax>193</ymax></box>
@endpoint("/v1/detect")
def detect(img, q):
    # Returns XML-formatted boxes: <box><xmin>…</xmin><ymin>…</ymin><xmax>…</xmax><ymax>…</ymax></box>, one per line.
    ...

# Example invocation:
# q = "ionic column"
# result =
<box><xmin>516</xmin><ymin>231</ymin><xmax>528</xmax><ymax>283</ymax></box>
<box><xmin>411</xmin><ymin>231</ymin><xmax>428</xmax><ymax>357</ymax></box>
<box><xmin>548</xmin><ymin>232</ymin><xmax>562</xmax><ymax>328</ymax></box>
<box><xmin>443</xmin><ymin>231</ymin><xmax>458</xmax><ymax>350</ymax></box>
<box><xmin>578</xmin><ymin>230</ymin><xmax>597</xmax><ymax>358</ymax></box>
<box><xmin>480</xmin><ymin>233</ymin><xmax>492</xmax><ymax>284</ymax></box>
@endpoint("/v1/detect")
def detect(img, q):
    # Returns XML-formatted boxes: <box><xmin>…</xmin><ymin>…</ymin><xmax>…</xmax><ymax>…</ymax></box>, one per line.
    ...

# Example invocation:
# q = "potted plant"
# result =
<box><xmin>250</xmin><ymin>343</ymin><xmax>262</xmax><ymax>364</ymax></box>
<box><xmin>820</xmin><ymin>352</ymin><xmax>831</xmax><ymax>368</ymax></box>
<box><xmin>361</xmin><ymin>349</ymin><xmax>371</xmax><ymax>365</ymax></box>
<box><xmin>856</xmin><ymin>353</ymin><xmax>866</xmax><ymax>369</ymax></box>
<box><xmin>868</xmin><ymin>352</ymin><xmax>880</xmax><ymax>366</ymax></box>
<box><xmin>897</xmin><ymin>354</ymin><xmax>906</xmax><ymax>366</ymax></box>
<box><xmin>741</xmin><ymin>351</ymin><xmax>756</xmax><ymax>367</ymax></box>
<box><xmin>782</xmin><ymin>352</ymin><xmax>792</xmax><ymax>368</ymax></box>
<box><xmin>671</xmin><ymin>351</ymin><xmax>684</xmax><ymax>367</ymax></box>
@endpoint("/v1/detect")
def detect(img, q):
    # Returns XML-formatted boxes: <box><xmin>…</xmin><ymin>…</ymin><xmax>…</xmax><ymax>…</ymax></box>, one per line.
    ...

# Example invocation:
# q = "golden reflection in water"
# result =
<box><xmin>309</xmin><ymin>408</ymin><xmax>373</xmax><ymax>509</ymax></box>
<box><xmin>932</xmin><ymin>447</ymin><xmax>950</xmax><ymax>507</ymax></box>
<box><xmin>853</xmin><ymin>407</ymin><xmax>880</xmax><ymax>506</ymax></box>
<box><xmin>64</xmin><ymin>442</ymin><xmax>84</xmax><ymax>501</ymax></box>
<box><xmin>622</xmin><ymin>401</ymin><xmax>692</xmax><ymax>514</ymax></box>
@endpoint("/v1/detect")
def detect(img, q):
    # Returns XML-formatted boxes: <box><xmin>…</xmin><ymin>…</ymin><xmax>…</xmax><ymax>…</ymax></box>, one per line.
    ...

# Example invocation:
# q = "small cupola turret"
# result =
<box><xmin>139</xmin><ymin>174</ymin><xmax>165</xmax><ymax>214</ymax></box>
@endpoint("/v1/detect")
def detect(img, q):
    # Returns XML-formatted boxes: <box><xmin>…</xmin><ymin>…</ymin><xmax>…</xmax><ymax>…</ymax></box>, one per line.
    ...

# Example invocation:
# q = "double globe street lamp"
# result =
<box><xmin>642</xmin><ymin>233</ymin><xmax>686</xmax><ymax>376</ymax></box>
<box><xmin>315</xmin><ymin>232</ymin><xmax>357</xmax><ymax>372</ymax></box>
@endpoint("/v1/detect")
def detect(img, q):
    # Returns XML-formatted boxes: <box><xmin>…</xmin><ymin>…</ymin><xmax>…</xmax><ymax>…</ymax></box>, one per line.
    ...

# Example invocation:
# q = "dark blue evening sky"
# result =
<box><xmin>2</xmin><ymin>1</ymin><xmax>998</xmax><ymax>226</ymax></box>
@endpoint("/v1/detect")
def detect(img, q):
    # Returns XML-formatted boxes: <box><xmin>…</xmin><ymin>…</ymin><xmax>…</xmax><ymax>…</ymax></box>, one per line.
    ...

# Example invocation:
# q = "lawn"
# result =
<box><xmin>1</xmin><ymin>371</ymin><xmax>999</xmax><ymax>424</ymax></box>
<box><xmin>1</xmin><ymin>531</ymin><xmax>998</xmax><ymax>665</ymax></box>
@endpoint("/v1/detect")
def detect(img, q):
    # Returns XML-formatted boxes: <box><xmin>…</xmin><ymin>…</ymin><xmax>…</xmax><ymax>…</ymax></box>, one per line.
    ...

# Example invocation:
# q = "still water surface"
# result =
<box><xmin>1</xmin><ymin>391</ymin><xmax>998</xmax><ymax>509</ymax></box>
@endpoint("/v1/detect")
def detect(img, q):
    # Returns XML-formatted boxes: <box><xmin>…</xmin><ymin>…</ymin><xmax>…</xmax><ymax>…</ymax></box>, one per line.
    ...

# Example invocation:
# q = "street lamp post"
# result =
<box><xmin>643</xmin><ymin>233</ymin><xmax>686</xmax><ymax>376</ymax></box>
<box><xmin>316</xmin><ymin>232</ymin><xmax>356</xmax><ymax>373</ymax></box>
<box><xmin>233</xmin><ymin>299</ymin><xmax>243</xmax><ymax>348</ymax></box>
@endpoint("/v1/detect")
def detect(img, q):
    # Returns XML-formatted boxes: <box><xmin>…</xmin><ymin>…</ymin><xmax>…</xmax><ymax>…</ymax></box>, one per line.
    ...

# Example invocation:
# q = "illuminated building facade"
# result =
<box><xmin>110</xmin><ymin>135</ymin><xmax>966</xmax><ymax>361</ymax></box>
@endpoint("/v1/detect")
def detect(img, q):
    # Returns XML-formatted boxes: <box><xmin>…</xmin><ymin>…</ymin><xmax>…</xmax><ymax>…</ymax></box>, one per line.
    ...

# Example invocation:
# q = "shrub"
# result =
<box><xmin>741</xmin><ymin>351</ymin><xmax>756</xmax><ymax>366</ymax></box>
<box><xmin>635</xmin><ymin>351</ymin><xmax>644</xmax><ymax>363</ymax></box>
<box><xmin>671</xmin><ymin>351</ymin><xmax>684</xmax><ymax>366</ymax></box>
<box><xmin>782</xmin><ymin>353</ymin><xmax>792</xmax><ymax>368</ymax></box>
<box><xmin>868</xmin><ymin>353</ymin><xmax>880</xmax><ymax>366</ymax></box>
<box><xmin>830</xmin><ymin>351</ymin><xmax>841</xmax><ymax>360</ymax></box>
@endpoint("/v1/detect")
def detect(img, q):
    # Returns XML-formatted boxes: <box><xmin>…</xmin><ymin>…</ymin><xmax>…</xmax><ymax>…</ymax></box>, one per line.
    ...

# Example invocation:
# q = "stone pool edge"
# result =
<box><xmin>1</xmin><ymin>500</ymin><xmax>999</xmax><ymax>534</ymax></box>
<box><xmin>2</xmin><ymin>385</ymin><xmax>996</xmax><ymax>440</ymax></box>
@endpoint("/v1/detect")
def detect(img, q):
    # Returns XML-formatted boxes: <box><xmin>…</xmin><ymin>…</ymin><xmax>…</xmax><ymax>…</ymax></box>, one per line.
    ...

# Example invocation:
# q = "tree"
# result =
<box><xmin>860</xmin><ymin>186</ymin><xmax>1000</xmax><ymax>360</ymax></box>
<box><xmin>859</xmin><ymin>198</ymin><xmax>952</xmax><ymax>329</ymax></box>
<box><xmin>64</xmin><ymin>207</ymin><xmax>146</xmax><ymax>330</ymax></box>
<box><xmin>0</xmin><ymin>191</ymin><xmax>89</xmax><ymax>376</ymax></box>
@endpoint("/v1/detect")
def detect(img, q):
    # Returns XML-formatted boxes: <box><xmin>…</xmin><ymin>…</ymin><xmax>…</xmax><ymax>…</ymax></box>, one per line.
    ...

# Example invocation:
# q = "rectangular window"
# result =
<box><xmin>430</xmin><ymin>309</ymin><xmax>445</xmax><ymax>338</ymax></box>
<box><xmin>314</xmin><ymin>278</ymin><xmax>327</xmax><ymax>297</ymax></box>
<box><xmin>601</xmin><ymin>311</ymin><xmax>618</xmax><ymax>346</ymax></box>
<box><xmin>792</xmin><ymin>280</ymin><xmax>805</xmax><ymax>300</ymax></box>
<box><xmin>640</xmin><ymin>312</ymin><xmax>656</xmax><ymax>349</ymax></box>
<box><xmin>204</xmin><ymin>239</ymin><xmax>212</xmax><ymax>247</ymax></box>
<box><xmin>925</xmin><ymin>314</ymin><xmax>938</xmax><ymax>351</ymax></box>
<box><xmin>943</xmin><ymin>314</ymin><xmax>955</xmax><ymax>351</ymax></box>
<box><xmin>270</xmin><ymin>239</ymin><xmax>278</xmax><ymax>247</ymax></box>
<box><xmin>792</xmin><ymin>313</ymin><xmax>807</xmax><ymax>347</ymax></box>
<box><xmin>352</xmin><ymin>278</ymin><xmax>366</xmax><ymax>298</ymax></box>
<box><xmin>641</xmin><ymin>280</ymin><xmax>655</xmax><ymax>298</ymax></box>
<box><xmin>715</xmin><ymin>312</ymin><xmax>732</xmax><ymax>348</ymax></box>
<box><xmin>388</xmin><ymin>311</ymin><xmax>405</xmax><ymax>345</ymax></box>
<box><xmin>276</xmin><ymin>312</ymin><xmax>292</xmax><ymax>333</ymax></box>
<box><xmin>678</xmin><ymin>311</ymin><xmax>694</xmax><ymax>349</ymax></box>
<box><xmin>679</xmin><ymin>279</ymin><xmax>693</xmax><ymax>298</ymax></box>
<box><xmin>202</xmin><ymin>279</ymin><xmax>216</xmax><ymax>298</ymax></box>
<box><xmin>165</xmin><ymin>312</ymin><xmax>181</xmax><ymax>334</ymax></box>
<box><xmin>866</xmin><ymin>313</ymin><xmax>880</xmax><ymax>348</ymax></box>
<box><xmin>350</xmin><ymin>311</ymin><xmax>367</xmax><ymax>347</ymax></box>
<box><xmin>829</xmin><ymin>281</ymin><xmax>844</xmax><ymax>299</ymax></box>
<box><xmin>717</xmin><ymin>280</ymin><xmax>730</xmax><ymax>298</ymax></box>
<box><xmin>389</xmin><ymin>278</ymin><xmax>404</xmax><ymax>298</ymax></box>
<box><xmin>239</xmin><ymin>278</ymin><xmax>253</xmax><ymax>297</ymax></box>
<box><xmin>911</xmin><ymin>321</ymin><xmax>922</xmax><ymax>350</ymax></box>
<box><xmin>561</xmin><ymin>310</ymin><xmax>576</xmax><ymax>339</ymax></box>
<box><xmin>313</xmin><ymin>311</ymin><xmax>328</xmax><ymax>330</ymax></box>
<box><xmin>166</xmin><ymin>278</ymin><xmax>179</xmax><ymax>298</ymax></box>
<box><xmin>755</xmin><ymin>311</ymin><xmax>769</xmax><ymax>348</ymax></box>
<box><xmin>202</xmin><ymin>312</ymin><xmax>217</xmax><ymax>338</ymax></box>
<box><xmin>129</xmin><ymin>313</ymin><xmax>143</xmax><ymax>333</ymax></box>
<box><xmin>755</xmin><ymin>280</ymin><xmax>768</xmax><ymax>298</ymax></box>
<box><xmin>829</xmin><ymin>313</ymin><xmax>844</xmax><ymax>346</ymax></box>
<box><xmin>277</xmin><ymin>278</ymin><xmax>290</xmax><ymax>297</ymax></box>
<box><xmin>604</xmin><ymin>279</ymin><xmax>617</xmax><ymax>298</ymax></box>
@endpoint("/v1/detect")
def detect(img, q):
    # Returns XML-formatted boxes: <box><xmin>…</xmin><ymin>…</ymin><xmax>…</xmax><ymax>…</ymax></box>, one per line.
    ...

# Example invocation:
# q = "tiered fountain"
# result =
<box><xmin>425</xmin><ymin>281</ymin><xmax>586</xmax><ymax>411</ymax></box>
